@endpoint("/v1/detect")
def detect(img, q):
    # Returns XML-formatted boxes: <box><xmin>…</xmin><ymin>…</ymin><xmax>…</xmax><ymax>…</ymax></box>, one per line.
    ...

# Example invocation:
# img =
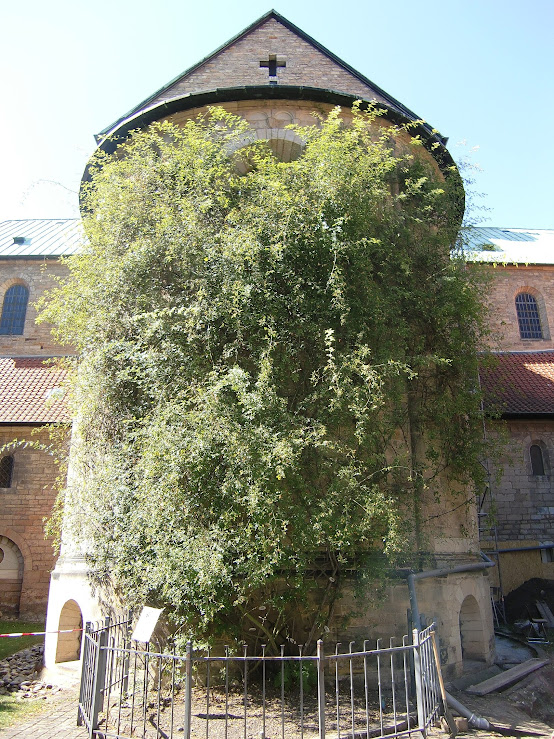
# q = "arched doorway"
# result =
<box><xmin>459</xmin><ymin>594</ymin><xmax>485</xmax><ymax>660</ymax></box>
<box><xmin>55</xmin><ymin>599</ymin><xmax>83</xmax><ymax>663</ymax></box>
<box><xmin>0</xmin><ymin>536</ymin><xmax>24</xmax><ymax>616</ymax></box>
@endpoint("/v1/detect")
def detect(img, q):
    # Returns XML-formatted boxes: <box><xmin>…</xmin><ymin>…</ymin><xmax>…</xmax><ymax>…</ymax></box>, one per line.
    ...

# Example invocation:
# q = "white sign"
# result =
<box><xmin>131</xmin><ymin>606</ymin><xmax>163</xmax><ymax>643</ymax></box>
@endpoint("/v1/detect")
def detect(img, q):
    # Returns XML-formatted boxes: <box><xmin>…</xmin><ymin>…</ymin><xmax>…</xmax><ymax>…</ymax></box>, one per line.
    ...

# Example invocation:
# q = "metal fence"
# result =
<box><xmin>77</xmin><ymin>617</ymin><xmax>442</xmax><ymax>739</ymax></box>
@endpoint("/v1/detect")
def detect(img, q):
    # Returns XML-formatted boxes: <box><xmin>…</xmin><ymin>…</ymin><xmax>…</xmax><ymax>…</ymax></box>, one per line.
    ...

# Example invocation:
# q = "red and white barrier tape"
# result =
<box><xmin>0</xmin><ymin>628</ymin><xmax>83</xmax><ymax>638</ymax></box>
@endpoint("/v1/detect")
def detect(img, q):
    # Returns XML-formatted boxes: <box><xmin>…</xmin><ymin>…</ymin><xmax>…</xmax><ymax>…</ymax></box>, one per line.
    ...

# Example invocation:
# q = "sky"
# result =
<box><xmin>1</xmin><ymin>0</ymin><xmax>553</xmax><ymax>228</ymax></box>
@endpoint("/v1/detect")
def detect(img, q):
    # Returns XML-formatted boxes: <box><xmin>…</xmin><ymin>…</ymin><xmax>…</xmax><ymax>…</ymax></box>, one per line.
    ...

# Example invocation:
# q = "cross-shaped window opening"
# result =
<box><xmin>260</xmin><ymin>54</ymin><xmax>286</xmax><ymax>80</ymax></box>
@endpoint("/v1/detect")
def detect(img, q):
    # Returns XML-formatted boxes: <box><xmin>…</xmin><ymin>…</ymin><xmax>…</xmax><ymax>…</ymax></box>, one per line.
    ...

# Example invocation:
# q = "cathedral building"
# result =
<box><xmin>0</xmin><ymin>12</ymin><xmax>551</xmax><ymax>677</ymax></box>
<box><xmin>471</xmin><ymin>228</ymin><xmax>554</xmax><ymax>603</ymax></box>
<box><xmin>0</xmin><ymin>219</ymin><xmax>79</xmax><ymax>619</ymax></box>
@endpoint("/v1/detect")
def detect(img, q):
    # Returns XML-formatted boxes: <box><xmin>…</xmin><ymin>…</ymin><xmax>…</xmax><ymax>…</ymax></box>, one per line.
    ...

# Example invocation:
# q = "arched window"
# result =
<box><xmin>515</xmin><ymin>293</ymin><xmax>543</xmax><ymax>339</ymax></box>
<box><xmin>0</xmin><ymin>455</ymin><xmax>14</xmax><ymax>487</ymax></box>
<box><xmin>530</xmin><ymin>444</ymin><xmax>545</xmax><ymax>476</ymax></box>
<box><xmin>0</xmin><ymin>285</ymin><xmax>29</xmax><ymax>335</ymax></box>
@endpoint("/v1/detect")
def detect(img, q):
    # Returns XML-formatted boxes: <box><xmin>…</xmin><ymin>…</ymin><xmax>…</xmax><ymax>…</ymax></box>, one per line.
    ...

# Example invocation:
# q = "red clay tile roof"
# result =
<box><xmin>0</xmin><ymin>357</ymin><xmax>69</xmax><ymax>423</ymax></box>
<box><xmin>480</xmin><ymin>351</ymin><xmax>554</xmax><ymax>415</ymax></box>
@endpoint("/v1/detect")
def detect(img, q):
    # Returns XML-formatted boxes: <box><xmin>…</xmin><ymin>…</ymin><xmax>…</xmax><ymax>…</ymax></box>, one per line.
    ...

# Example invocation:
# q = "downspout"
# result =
<box><xmin>444</xmin><ymin>691</ymin><xmax>491</xmax><ymax>731</ymax></box>
<box><xmin>407</xmin><ymin>552</ymin><xmax>495</xmax><ymax>731</ymax></box>
<box><xmin>407</xmin><ymin>551</ymin><xmax>496</xmax><ymax>630</ymax></box>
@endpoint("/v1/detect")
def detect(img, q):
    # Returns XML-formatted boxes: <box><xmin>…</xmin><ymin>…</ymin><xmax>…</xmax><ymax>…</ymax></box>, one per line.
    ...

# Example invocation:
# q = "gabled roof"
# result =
<box><xmin>98</xmin><ymin>10</ymin><xmax>438</xmax><ymax>142</ymax></box>
<box><xmin>480</xmin><ymin>351</ymin><xmax>554</xmax><ymax>416</ymax></box>
<box><xmin>0</xmin><ymin>219</ymin><xmax>81</xmax><ymax>259</ymax></box>
<box><xmin>0</xmin><ymin>357</ymin><xmax>68</xmax><ymax>423</ymax></box>
<box><xmin>464</xmin><ymin>227</ymin><xmax>554</xmax><ymax>266</ymax></box>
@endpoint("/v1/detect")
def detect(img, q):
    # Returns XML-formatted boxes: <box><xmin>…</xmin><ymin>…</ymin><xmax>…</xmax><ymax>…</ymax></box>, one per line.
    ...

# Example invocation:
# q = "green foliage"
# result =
<box><xmin>275</xmin><ymin>660</ymin><xmax>317</xmax><ymax>693</ymax></box>
<box><xmin>39</xmin><ymin>106</ymin><xmax>490</xmax><ymax>650</ymax></box>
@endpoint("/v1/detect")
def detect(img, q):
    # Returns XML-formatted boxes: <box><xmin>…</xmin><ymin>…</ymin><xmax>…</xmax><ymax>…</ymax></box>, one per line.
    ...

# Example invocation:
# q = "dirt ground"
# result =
<box><xmin>1</xmin><ymin>643</ymin><xmax>553</xmax><ymax>738</ymax></box>
<box><xmin>92</xmin><ymin>660</ymin><xmax>554</xmax><ymax>739</ymax></box>
<box><xmin>446</xmin><ymin>660</ymin><xmax>554</xmax><ymax>739</ymax></box>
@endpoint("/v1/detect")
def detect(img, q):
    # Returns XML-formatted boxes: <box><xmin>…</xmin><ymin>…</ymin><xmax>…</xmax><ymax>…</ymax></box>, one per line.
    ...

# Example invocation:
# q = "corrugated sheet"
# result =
<box><xmin>0</xmin><ymin>219</ymin><xmax>82</xmax><ymax>258</ymax></box>
<box><xmin>0</xmin><ymin>357</ymin><xmax>68</xmax><ymax>423</ymax></box>
<box><xmin>480</xmin><ymin>351</ymin><xmax>554</xmax><ymax>415</ymax></box>
<box><xmin>464</xmin><ymin>227</ymin><xmax>554</xmax><ymax>265</ymax></box>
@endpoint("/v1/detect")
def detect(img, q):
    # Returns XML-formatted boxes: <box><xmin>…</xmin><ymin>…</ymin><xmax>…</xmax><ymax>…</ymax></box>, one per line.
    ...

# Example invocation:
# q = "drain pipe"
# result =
<box><xmin>407</xmin><ymin>551</ymin><xmax>496</xmax><ymax>631</ymax></box>
<box><xmin>406</xmin><ymin>552</ymin><xmax>496</xmax><ymax>731</ymax></box>
<box><xmin>444</xmin><ymin>690</ymin><xmax>491</xmax><ymax>730</ymax></box>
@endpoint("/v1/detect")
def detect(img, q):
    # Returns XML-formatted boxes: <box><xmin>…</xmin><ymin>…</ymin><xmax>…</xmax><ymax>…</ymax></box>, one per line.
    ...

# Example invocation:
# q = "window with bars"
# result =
<box><xmin>0</xmin><ymin>285</ymin><xmax>29</xmax><ymax>335</ymax></box>
<box><xmin>0</xmin><ymin>456</ymin><xmax>14</xmax><ymax>488</ymax></box>
<box><xmin>515</xmin><ymin>292</ymin><xmax>543</xmax><ymax>339</ymax></box>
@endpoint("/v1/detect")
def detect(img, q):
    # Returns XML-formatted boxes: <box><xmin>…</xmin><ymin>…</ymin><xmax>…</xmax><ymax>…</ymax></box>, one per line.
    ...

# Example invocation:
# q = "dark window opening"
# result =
<box><xmin>530</xmin><ymin>444</ymin><xmax>545</xmax><ymax>476</ymax></box>
<box><xmin>260</xmin><ymin>54</ymin><xmax>286</xmax><ymax>79</ymax></box>
<box><xmin>515</xmin><ymin>293</ymin><xmax>543</xmax><ymax>339</ymax></box>
<box><xmin>0</xmin><ymin>456</ymin><xmax>14</xmax><ymax>488</ymax></box>
<box><xmin>0</xmin><ymin>285</ymin><xmax>29</xmax><ymax>335</ymax></box>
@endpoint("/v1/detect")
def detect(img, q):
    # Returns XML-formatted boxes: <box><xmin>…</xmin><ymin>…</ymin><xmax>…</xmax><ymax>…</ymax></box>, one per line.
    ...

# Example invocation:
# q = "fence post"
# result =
<box><xmin>122</xmin><ymin>608</ymin><xmax>133</xmax><ymax>695</ymax></box>
<box><xmin>183</xmin><ymin>640</ymin><xmax>193</xmax><ymax>739</ymax></box>
<box><xmin>89</xmin><ymin>619</ymin><xmax>109</xmax><ymax>737</ymax></box>
<box><xmin>317</xmin><ymin>639</ymin><xmax>326</xmax><ymax>739</ymax></box>
<box><xmin>412</xmin><ymin>628</ymin><xmax>426</xmax><ymax>737</ymax></box>
<box><xmin>77</xmin><ymin>622</ymin><xmax>92</xmax><ymax>726</ymax></box>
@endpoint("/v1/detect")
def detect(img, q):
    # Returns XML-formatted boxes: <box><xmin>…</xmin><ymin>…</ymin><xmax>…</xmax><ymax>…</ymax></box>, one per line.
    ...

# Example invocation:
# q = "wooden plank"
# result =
<box><xmin>466</xmin><ymin>658</ymin><xmax>548</xmax><ymax>695</ymax></box>
<box><xmin>536</xmin><ymin>599</ymin><xmax>554</xmax><ymax>627</ymax></box>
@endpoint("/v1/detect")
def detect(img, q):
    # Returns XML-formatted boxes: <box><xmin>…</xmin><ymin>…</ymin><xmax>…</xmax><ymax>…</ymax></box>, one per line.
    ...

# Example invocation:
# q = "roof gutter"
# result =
<box><xmin>82</xmin><ymin>85</ymin><xmax>460</xmax><ymax>216</ymax></box>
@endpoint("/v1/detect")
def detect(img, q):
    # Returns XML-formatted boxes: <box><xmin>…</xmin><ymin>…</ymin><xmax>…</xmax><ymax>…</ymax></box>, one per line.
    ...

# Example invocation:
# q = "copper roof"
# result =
<box><xmin>0</xmin><ymin>357</ymin><xmax>69</xmax><ymax>423</ymax></box>
<box><xmin>0</xmin><ymin>219</ymin><xmax>81</xmax><ymax>258</ymax></box>
<box><xmin>480</xmin><ymin>351</ymin><xmax>554</xmax><ymax>415</ymax></box>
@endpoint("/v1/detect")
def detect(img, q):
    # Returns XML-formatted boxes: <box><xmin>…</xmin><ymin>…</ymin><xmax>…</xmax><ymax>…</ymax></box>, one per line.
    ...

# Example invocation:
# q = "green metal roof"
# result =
<box><xmin>0</xmin><ymin>219</ymin><xmax>81</xmax><ymax>259</ymax></box>
<box><xmin>464</xmin><ymin>227</ymin><xmax>554</xmax><ymax>265</ymax></box>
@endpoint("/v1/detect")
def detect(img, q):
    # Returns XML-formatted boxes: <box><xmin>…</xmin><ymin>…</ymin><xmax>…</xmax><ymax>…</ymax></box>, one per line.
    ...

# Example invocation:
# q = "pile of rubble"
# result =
<box><xmin>0</xmin><ymin>644</ymin><xmax>62</xmax><ymax>698</ymax></box>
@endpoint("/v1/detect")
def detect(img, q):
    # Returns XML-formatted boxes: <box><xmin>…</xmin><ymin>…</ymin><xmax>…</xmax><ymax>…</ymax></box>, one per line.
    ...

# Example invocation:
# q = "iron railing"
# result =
<box><xmin>77</xmin><ymin>618</ymin><xmax>442</xmax><ymax>739</ymax></box>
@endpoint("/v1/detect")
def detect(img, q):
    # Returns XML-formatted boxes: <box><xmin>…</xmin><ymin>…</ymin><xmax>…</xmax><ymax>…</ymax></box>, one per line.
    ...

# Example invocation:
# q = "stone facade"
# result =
<box><xmin>482</xmin><ymin>417</ymin><xmax>554</xmax><ymax>594</ymax></box>
<box><xmin>484</xmin><ymin>264</ymin><xmax>554</xmax><ymax>352</ymax></box>
<box><xmin>0</xmin><ymin>426</ymin><xmax>60</xmax><ymax>619</ymax></box>
<box><xmin>0</xmin><ymin>259</ymin><xmax>74</xmax><ymax>358</ymax></box>
<box><xmin>106</xmin><ymin>12</ymin><xmax>421</xmax><ymax>139</ymax></box>
<box><xmin>330</xmin><ymin>573</ymin><xmax>494</xmax><ymax>679</ymax></box>
<box><xmin>486</xmin><ymin>420</ymin><xmax>554</xmax><ymax>542</ymax></box>
<box><xmin>152</xmin><ymin>17</ymin><xmax>384</xmax><ymax>104</ymax></box>
<box><xmin>0</xmin><ymin>242</ymin><xmax>72</xmax><ymax>619</ymax></box>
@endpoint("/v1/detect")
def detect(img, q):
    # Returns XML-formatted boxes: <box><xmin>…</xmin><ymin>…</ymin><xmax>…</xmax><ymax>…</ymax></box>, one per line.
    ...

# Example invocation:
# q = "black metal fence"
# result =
<box><xmin>77</xmin><ymin>617</ymin><xmax>441</xmax><ymax>739</ymax></box>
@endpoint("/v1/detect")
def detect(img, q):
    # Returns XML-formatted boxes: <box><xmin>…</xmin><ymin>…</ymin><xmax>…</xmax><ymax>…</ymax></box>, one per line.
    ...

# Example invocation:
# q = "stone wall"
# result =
<box><xmin>167</xmin><ymin>99</ymin><xmax>436</xmax><ymax>164</ymax></box>
<box><xmin>150</xmin><ymin>17</ymin><xmax>385</xmax><ymax>108</ymax></box>
<box><xmin>482</xmin><ymin>419</ymin><xmax>554</xmax><ymax>594</ymax></box>
<box><xmin>328</xmin><ymin>571</ymin><xmax>494</xmax><ymax>679</ymax></box>
<box><xmin>0</xmin><ymin>426</ymin><xmax>62</xmax><ymax>619</ymax></box>
<box><xmin>484</xmin><ymin>264</ymin><xmax>554</xmax><ymax>351</ymax></box>
<box><xmin>0</xmin><ymin>259</ymin><xmax>74</xmax><ymax>357</ymax></box>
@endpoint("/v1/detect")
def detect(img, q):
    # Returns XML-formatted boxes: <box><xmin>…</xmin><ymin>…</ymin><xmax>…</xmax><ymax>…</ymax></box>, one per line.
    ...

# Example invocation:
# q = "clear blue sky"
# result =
<box><xmin>2</xmin><ymin>0</ymin><xmax>552</xmax><ymax>228</ymax></box>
